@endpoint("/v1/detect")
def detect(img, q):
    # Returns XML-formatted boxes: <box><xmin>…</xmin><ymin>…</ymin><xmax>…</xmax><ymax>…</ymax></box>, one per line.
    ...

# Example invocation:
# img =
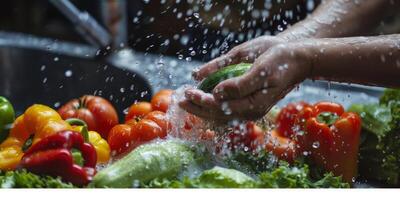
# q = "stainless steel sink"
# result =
<box><xmin>0</xmin><ymin>32</ymin><xmax>152</xmax><ymax>118</ymax></box>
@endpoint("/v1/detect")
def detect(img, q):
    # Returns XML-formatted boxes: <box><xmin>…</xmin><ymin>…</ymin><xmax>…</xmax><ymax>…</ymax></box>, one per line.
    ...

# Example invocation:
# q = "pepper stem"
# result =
<box><xmin>316</xmin><ymin>112</ymin><xmax>339</xmax><ymax>126</ymax></box>
<box><xmin>66</xmin><ymin>118</ymin><xmax>89</xmax><ymax>142</ymax></box>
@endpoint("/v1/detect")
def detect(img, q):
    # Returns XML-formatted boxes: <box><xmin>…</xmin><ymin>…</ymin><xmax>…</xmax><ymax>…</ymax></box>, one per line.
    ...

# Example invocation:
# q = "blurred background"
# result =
<box><xmin>0</xmin><ymin>0</ymin><xmax>320</xmax><ymax>61</ymax></box>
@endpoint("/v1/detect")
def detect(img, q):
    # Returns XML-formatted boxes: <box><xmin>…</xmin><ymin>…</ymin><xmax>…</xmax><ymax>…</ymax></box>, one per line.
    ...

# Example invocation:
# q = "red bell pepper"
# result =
<box><xmin>294</xmin><ymin>102</ymin><xmax>361</xmax><ymax>183</ymax></box>
<box><xmin>20</xmin><ymin>130</ymin><xmax>97</xmax><ymax>186</ymax></box>
<box><xmin>275</xmin><ymin>101</ymin><xmax>310</xmax><ymax>138</ymax></box>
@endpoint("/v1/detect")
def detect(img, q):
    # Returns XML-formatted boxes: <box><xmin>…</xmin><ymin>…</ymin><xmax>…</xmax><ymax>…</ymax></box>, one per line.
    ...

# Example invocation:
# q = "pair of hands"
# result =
<box><xmin>179</xmin><ymin>36</ymin><xmax>314</xmax><ymax>121</ymax></box>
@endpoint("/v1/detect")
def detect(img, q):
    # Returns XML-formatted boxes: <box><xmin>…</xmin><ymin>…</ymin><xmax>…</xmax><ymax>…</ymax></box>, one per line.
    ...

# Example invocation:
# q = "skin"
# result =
<box><xmin>179</xmin><ymin>0</ymin><xmax>400</xmax><ymax>122</ymax></box>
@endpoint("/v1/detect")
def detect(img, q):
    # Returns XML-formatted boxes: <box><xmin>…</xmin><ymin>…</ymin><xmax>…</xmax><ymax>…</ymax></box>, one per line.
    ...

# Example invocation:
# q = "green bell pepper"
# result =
<box><xmin>0</xmin><ymin>96</ymin><xmax>15</xmax><ymax>143</ymax></box>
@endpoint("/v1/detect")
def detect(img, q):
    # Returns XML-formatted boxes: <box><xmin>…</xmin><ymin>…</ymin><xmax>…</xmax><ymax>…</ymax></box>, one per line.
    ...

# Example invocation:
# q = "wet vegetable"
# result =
<box><xmin>198</xmin><ymin>63</ymin><xmax>252</xmax><ymax>93</ymax></box>
<box><xmin>0</xmin><ymin>104</ymin><xmax>73</xmax><ymax>171</ymax></box>
<box><xmin>92</xmin><ymin>139</ymin><xmax>195</xmax><ymax>188</ymax></box>
<box><xmin>145</xmin><ymin>163</ymin><xmax>349</xmax><ymax>188</ymax></box>
<box><xmin>0</xmin><ymin>96</ymin><xmax>15</xmax><ymax>143</ymax></box>
<box><xmin>125</xmin><ymin>102</ymin><xmax>153</xmax><ymax>122</ymax></box>
<box><xmin>58</xmin><ymin>95</ymin><xmax>119</xmax><ymax>139</ymax></box>
<box><xmin>272</xmin><ymin>101</ymin><xmax>361</xmax><ymax>183</ymax></box>
<box><xmin>0</xmin><ymin>169</ymin><xmax>74</xmax><ymax>188</ymax></box>
<box><xmin>20</xmin><ymin>130</ymin><xmax>97</xmax><ymax>186</ymax></box>
<box><xmin>150</xmin><ymin>89</ymin><xmax>173</xmax><ymax>113</ymax></box>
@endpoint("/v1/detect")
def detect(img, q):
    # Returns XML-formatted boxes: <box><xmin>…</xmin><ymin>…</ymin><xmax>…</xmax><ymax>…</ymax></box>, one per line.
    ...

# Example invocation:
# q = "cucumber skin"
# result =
<box><xmin>198</xmin><ymin>63</ymin><xmax>252</xmax><ymax>93</ymax></box>
<box><xmin>92</xmin><ymin>140</ymin><xmax>195</xmax><ymax>188</ymax></box>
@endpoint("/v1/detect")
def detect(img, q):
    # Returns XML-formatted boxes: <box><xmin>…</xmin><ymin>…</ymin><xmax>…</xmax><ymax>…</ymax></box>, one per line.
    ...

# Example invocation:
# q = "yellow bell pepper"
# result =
<box><xmin>72</xmin><ymin>125</ymin><xmax>110</xmax><ymax>164</ymax></box>
<box><xmin>0</xmin><ymin>105</ymin><xmax>72</xmax><ymax>170</ymax></box>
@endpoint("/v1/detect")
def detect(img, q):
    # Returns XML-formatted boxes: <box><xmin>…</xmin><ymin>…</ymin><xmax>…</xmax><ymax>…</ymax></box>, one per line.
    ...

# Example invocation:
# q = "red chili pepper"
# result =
<box><xmin>20</xmin><ymin>130</ymin><xmax>97</xmax><ymax>186</ymax></box>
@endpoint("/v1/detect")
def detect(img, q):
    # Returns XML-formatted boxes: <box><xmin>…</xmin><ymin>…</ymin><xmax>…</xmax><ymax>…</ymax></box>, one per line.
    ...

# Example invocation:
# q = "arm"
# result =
<box><xmin>310</xmin><ymin>34</ymin><xmax>400</xmax><ymax>87</ymax></box>
<box><xmin>279</xmin><ymin>0</ymin><xmax>400</xmax><ymax>40</ymax></box>
<box><xmin>193</xmin><ymin>0</ymin><xmax>400</xmax><ymax>81</ymax></box>
<box><xmin>180</xmin><ymin>34</ymin><xmax>400</xmax><ymax>121</ymax></box>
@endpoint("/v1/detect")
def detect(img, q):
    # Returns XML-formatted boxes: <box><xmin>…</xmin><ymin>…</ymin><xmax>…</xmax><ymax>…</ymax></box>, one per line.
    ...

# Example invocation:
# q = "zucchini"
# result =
<box><xmin>198</xmin><ymin>63</ymin><xmax>252</xmax><ymax>93</ymax></box>
<box><xmin>92</xmin><ymin>139</ymin><xmax>195</xmax><ymax>188</ymax></box>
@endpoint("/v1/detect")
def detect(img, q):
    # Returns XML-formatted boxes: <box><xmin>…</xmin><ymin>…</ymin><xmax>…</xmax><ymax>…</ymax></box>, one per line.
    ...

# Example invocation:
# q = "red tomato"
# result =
<box><xmin>131</xmin><ymin>119</ymin><xmax>163</xmax><ymax>141</ymax></box>
<box><xmin>183</xmin><ymin>114</ymin><xmax>202</xmax><ymax>131</ymax></box>
<box><xmin>218</xmin><ymin>122</ymin><xmax>265</xmax><ymax>153</ymax></box>
<box><xmin>125</xmin><ymin>102</ymin><xmax>152</xmax><ymax>122</ymax></box>
<box><xmin>143</xmin><ymin>111</ymin><xmax>170</xmax><ymax>138</ymax></box>
<box><xmin>265</xmin><ymin>130</ymin><xmax>297</xmax><ymax>163</ymax></box>
<box><xmin>275</xmin><ymin>101</ymin><xmax>310</xmax><ymax>138</ymax></box>
<box><xmin>151</xmin><ymin>89</ymin><xmax>173</xmax><ymax>112</ymax></box>
<box><xmin>107</xmin><ymin>124</ymin><xmax>140</xmax><ymax>155</ymax></box>
<box><xmin>58</xmin><ymin>95</ymin><xmax>118</xmax><ymax>139</ymax></box>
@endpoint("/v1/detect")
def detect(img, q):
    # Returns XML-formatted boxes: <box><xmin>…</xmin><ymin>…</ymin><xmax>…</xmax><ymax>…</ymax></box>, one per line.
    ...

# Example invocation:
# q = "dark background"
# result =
<box><xmin>0</xmin><ymin>0</ymin><xmax>317</xmax><ymax>61</ymax></box>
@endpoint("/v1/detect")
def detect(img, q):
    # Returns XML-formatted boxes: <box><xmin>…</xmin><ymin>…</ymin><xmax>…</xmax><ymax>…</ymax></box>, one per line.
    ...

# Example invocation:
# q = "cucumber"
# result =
<box><xmin>92</xmin><ymin>139</ymin><xmax>195</xmax><ymax>188</ymax></box>
<box><xmin>198</xmin><ymin>63</ymin><xmax>252</xmax><ymax>93</ymax></box>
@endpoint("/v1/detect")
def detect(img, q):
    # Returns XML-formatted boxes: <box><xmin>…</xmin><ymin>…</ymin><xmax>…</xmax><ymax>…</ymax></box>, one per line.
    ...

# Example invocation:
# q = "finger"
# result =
<box><xmin>224</xmin><ymin>88</ymin><xmax>282</xmax><ymax>119</ymax></box>
<box><xmin>192</xmin><ymin>53</ymin><xmax>241</xmax><ymax>81</ymax></box>
<box><xmin>178</xmin><ymin>99</ymin><xmax>229</xmax><ymax>121</ymax></box>
<box><xmin>184</xmin><ymin>89</ymin><xmax>220</xmax><ymax>109</ymax></box>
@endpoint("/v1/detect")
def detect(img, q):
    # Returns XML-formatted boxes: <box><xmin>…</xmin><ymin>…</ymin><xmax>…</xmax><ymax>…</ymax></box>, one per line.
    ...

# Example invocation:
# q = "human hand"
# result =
<box><xmin>179</xmin><ymin>43</ymin><xmax>313</xmax><ymax>122</ymax></box>
<box><xmin>192</xmin><ymin>36</ymin><xmax>287</xmax><ymax>81</ymax></box>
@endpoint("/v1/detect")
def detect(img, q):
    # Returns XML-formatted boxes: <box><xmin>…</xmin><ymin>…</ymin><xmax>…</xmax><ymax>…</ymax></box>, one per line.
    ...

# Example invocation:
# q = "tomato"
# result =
<box><xmin>143</xmin><ymin>111</ymin><xmax>169</xmax><ymax>138</ymax></box>
<box><xmin>265</xmin><ymin>130</ymin><xmax>297</xmax><ymax>163</ymax></box>
<box><xmin>218</xmin><ymin>122</ymin><xmax>265</xmax><ymax>153</ymax></box>
<box><xmin>151</xmin><ymin>89</ymin><xmax>173</xmax><ymax>112</ymax></box>
<box><xmin>183</xmin><ymin>114</ymin><xmax>202</xmax><ymax>131</ymax></box>
<box><xmin>125</xmin><ymin>119</ymin><xmax>138</xmax><ymax>127</ymax></box>
<box><xmin>107</xmin><ymin>124</ymin><xmax>140</xmax><ymax>155</ymax></box>
<box><xmin>125</xmin><ymin>102</ymin><xmax>153</xmax><ymax>122</ymax></box>
<box><xmin>132</xmin><ymin>119</ymin><xmax>163</xmax><ymax>142</ymax></box>
<box><xmin>58</xmin><ymin>95</ymin><xmax>118</xmax><ymax>139</ymax></box>
<box><xmin>275</xmin><ymin>101</ymin><xmax>310</xmax><ymax>138</ymax></box>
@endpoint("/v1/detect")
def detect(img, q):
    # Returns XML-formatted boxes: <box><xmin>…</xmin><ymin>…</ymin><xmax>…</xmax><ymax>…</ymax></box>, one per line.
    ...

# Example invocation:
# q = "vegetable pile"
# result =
<box><xmin>1</xmin><ymin>86</ymin><xmax>400</xmax><ymax>188</ymax></box>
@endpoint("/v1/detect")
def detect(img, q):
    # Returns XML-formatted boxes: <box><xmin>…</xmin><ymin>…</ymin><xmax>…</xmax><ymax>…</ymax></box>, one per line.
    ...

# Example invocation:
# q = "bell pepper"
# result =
<box><xmin>20</xmin><ymin>130</ymin><xmax>97</xmax><ymax>186</ymax></box>
<box><xmin>67</xmin><ymin>118</ymin><xmax>110</xmax><ymax>164</ymax></box>
<box><xmin>295</xmin><ymin>102</ymin><xmax>361</xmax><ymax>183</ymax></box>
<box><xmin>0</xmin><ymin>96</ymin><xmax>15</xmax><ymax>143</ymax></box>
<box><xmin>0</xmin><ymin>104</ymin><xmax>72</xmax><ymax>170</ymax></box>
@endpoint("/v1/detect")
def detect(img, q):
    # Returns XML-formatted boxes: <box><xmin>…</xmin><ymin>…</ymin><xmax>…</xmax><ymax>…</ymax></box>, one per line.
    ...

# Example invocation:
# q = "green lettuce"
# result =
<box><xmin>0</xmin><ymin>170</ymin><xmax>74</xmax><ymax>188</ymax></box>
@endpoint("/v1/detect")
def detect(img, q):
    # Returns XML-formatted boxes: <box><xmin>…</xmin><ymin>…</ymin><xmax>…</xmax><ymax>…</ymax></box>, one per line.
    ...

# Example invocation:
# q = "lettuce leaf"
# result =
<box><xmin>0</xmin><ymin>170</ymin><xmax>74</xmax><ymax>188</ymax></box>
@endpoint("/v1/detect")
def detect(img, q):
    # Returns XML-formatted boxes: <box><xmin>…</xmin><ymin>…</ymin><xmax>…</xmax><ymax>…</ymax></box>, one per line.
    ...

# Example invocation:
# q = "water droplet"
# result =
<box><xmin>54</xmin><ymin>57</ymin><xmax>59</xmax><ymax>62</ymax></box>
<box><xmin>312</xmin><ymin>141</ymin><xmax>320</xmax><ymax>149</ymax></box>
<box><xmin>65</xmin><ymin>70</ymin><xmax>73</xmax><ymax>77</ymax></box>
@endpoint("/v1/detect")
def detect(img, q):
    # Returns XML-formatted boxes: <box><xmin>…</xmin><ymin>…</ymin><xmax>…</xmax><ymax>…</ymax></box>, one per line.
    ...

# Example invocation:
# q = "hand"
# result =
<box><xmin>192</xmin><ymin>36</ymin><xmax>287</xmax><ymax>81</ymax></box>
<box><xmin>179</xmin><ymin>43</ymin><xmax>313</xmax><ymax>122</ymax></box>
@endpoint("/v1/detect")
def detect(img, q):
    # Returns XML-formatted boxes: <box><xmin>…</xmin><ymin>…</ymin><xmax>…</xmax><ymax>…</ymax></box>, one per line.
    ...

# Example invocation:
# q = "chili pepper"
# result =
<box><xmin>0</xmin><ymin>96</ymin><xmax>15</xmax><ymax>143</ymax></box>
<box><xmin>0</xmin><ymin>104</ymin><xmax>72</xmax><ymax>171</ymax></box>
<box><xmin>20</xmin><ymin>130</ymin><xmax>97</xmax><ymax>186</ymax></box>
<box><xmin>67</xmin><ymin>118</ymin><xmax>110</xmax><ymax>164</ymax></box>
<box><xmin>296</xmin><ymin>102</ymin><xmax>361</xmax><ymax>183</ymax></box>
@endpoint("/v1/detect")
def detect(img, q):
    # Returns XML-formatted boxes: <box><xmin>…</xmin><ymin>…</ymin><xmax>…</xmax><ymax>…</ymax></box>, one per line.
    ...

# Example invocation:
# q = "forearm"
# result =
<box><xmin>279</xmin><ymin>0</ymin><xmax>400</xmax><ymax>40</ymax></box>
<box><xmin>307</xmin><ymin>34</ymin><xmax>400</xmax><ymax>88</ymax></box>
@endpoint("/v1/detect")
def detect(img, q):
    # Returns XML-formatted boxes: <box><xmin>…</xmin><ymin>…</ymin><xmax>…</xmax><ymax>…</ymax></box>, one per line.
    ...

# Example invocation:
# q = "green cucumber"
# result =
<box><xmin>198</xmin><ymin>63</ymin><xmax>252</xmax><ymax>93</ymax></box>
<box><xmin>92</xmin><ymin>139</ymin><xmax>195</xmax><ymax>188</ymax></box>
